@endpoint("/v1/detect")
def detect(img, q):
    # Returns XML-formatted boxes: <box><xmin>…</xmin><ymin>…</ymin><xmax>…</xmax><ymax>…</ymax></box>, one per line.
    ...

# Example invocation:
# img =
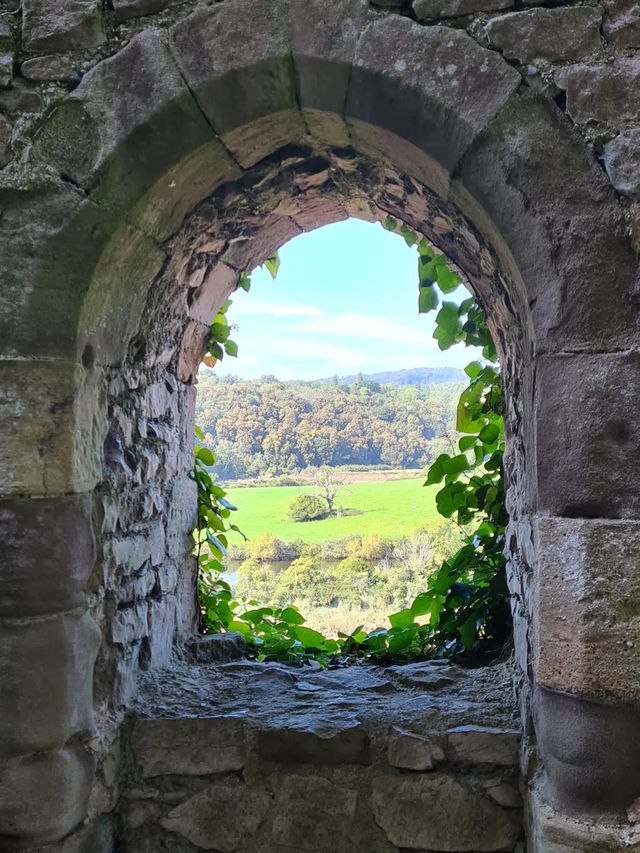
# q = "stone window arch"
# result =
<box><xmin>1</xmin><ymin>2</ymin><xmax>639</xmax><ymax>850</ymax></box>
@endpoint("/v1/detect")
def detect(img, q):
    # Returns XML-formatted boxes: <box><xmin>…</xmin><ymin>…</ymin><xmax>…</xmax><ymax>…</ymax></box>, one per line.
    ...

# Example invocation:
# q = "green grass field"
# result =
<box><xmin>226</xmin><ymin>477</ymin><xmax>441</xmax><ymax>543</ymax></box>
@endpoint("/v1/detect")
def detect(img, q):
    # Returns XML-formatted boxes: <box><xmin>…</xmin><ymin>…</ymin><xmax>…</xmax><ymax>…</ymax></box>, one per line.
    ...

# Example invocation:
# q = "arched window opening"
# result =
<box><xmin>193</xmin><ymin>217</ymin><xmax>511</xmax><ymax>669</ymax></box>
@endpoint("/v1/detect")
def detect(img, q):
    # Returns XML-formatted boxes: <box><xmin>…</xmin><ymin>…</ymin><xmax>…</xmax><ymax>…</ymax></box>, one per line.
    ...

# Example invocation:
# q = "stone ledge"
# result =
<box><xmin>122</xmin><ymin>658</ymin><xmax>523</xmax><ymax>851</ymax></box>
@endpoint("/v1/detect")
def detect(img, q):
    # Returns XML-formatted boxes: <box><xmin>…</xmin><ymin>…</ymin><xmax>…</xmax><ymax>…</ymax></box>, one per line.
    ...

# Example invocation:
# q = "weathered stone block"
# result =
<box><xmin>446</xmin><ymin>725</ymin><xmax>520</xmax><ymax>766</ymax></box>
<box><xmin>455</xmin><ymin>92</ymin><xmax>639</xmax><ymax>353</ymax></box>
<box><xmin>347</xmin><ymin>14</ymin><xmax>520</xmax><ymax>181</ymax></box>
<box><xmin>372</xmin><ymin>774</ymin><xmax>522</xmax><ymax>850</ymax></box>
<box><xmin>0</xmin><ymin>611</ymin><xmax>100</xmax><ymax>759</ymax></box>
<box><xmin>0</xmin><ymin>743</ymin><xmax>93</xmax><ymax>845</ymax></box>
<box><xmin>111</xmin><ymin>602</ymin><xmax>148</xmax><ymax>645</ymax></box>
<box><xmin>534</xmin><ymin>686</ymin><xmax>640</xmax><ymax>819</ymax></box>
<box><xmin>132</xmin><ymin>141</ymin><xmax>241</xmax><ymax>242</ymax></box>
<box><xmin>22</xmin><ymin>0</ymin><xmax>104</xmax><ymax>52</ymax></box>
<box><xmin>387</xmin><ymin>726</ymin><xmax>445</xmax><ymax>770</ymax></box>
<box><xmin>603</xmin><ymin>129</ymin><xmax>640</xmax><ymax>199</ymax></box>
<box><xmin>413</xmin><ymin>0</ymin><xmax>512</xmax><ymax>17</ymax></box>
<box><xmin>21</xmin><ymin>54</ymin><xmax>78</xmax><ymax>82</ymax></box>
<box><xmin>272</xmin><ymin>774</ymin><xmax>358</xmax><ymax>852</ymax></box>
<box><xmin>291</xmin><ymin>0</ymin><xmax>371</xmax><ymax>120</ymax></box>
<box><xmin>0</xmin><ymin>494</ymin><xmax>94</xmax><ymax>617</ymax></box>
<box><xmin>32</xmin><ymin>30</ymin><xmax>220</xmax><ymax>238</ymax></box>
<box><xmin>486</xmin><ymin>7</ymin><xmax>602</xmax><ymax>65</ymax></box>
<box><xmin>602</xmin><ymin>0</ymin><xmax>640</xmax><ymax>48</ymax></box>
<box><xmin>562</xmin><ymin>60</ymin><xmax>640</xmax><ymax>126</ymax></box>
<box><xmin>535</xmin><ymin>354</ymin><xmax>640</xmax><ymax>519</ymax></box>
<box><xmin>131</xmin><ymin>716</ymin><xmax>245</xmax><ymax>777</ymax></box>
<box><xmin>160</xmin><ymin>784</ymin><xmax>272</xmax><ymax>851</ymax></box>
<box><xmin>532</xmin><ymin>516</ymin><xmax>640</xmax><ymax>701</ymax></box>
<box><xmin>186</xmin><ymin>632</ymin><xmax>247</xmax><ymax>663</ymax></box>
<box><xmin>0</xmin><ymin>359</ymin><xmax>101</xmax><ymax>497</ymax></box>
<box><xmin>257</xmin><ymin>721</ymin><xmax>371</xmax><ymax>765</ymax></box>
<box><xmin>169</xmin><ymin>0</ymin><xmax>305</xmax><ymax>167</ymax></box>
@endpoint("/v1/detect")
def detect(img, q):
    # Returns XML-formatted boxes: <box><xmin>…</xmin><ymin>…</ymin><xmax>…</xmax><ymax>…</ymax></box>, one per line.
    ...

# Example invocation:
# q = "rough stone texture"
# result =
<box><xmin>119</xmin><ymin>660</ymin><xmax>522</xmax><ymax>851</ymax></box>
<box><xmin>0</xmin><ymin>494</ymin><xmax>94</xmax><ymax>616</ymax></box>
<box><xmin>562</xmin><ymin>60</ymin><xmax>640</xmax><ymax>127</ymax></box>
<box><xmin>532</xmin><ymin>516</ymin><xmax>640</xmax><ymax>702</ymax></box>
<box><xmin>372</xmin><ymin>774</ymin><xmax>522</xmax><ymax>850</ymax></box>
<box><xmin>446</xmin><ymin>725</ymin><xmax>520</xmax><ymax>767</ymax></box>
<box><xmin>486</xmin><ymin>8</ymin><xmax>602</xmax><ymax>65</ymax></box>
<box><xmin>160</xmin><ymin>785</ymin><xmax>273</xmax><ymax>851</ymax></box>
<box><xmin>0</xmin><ymin>743</ymin><xmax>94</xmax><ymax>845</ymax></box>
<box><xmin>535</xmin><ymin>354</ymin><xmax>640</xmax><ymax>519</ymax></box>
<box><xmin>22</xmin><ymin>0</ymin><xmax>105</xmax><ymax>52</ymax></box>
<box><xmin>602</xmin><ymin>0</ymin><xmax>640</xmax><ymax>47</ymax></box>
<box><xmin>257</xmin><ymin>721</ymin><xmax>371</xmax><ymax>765</ymax></box>
<box><xmin>603</xmin><ymin>130</ymin><xmax>640</xmax><ymax>199</ymax></box>
<box><xmin>272</xmin><ymin>774</ymin><xmax>358</xmax><ymax>852</ymax></box>
<box><xmin>186</xmin><ymin>631</ymin><xmax>247</xmax><ymax>663</ymax></box>
<box><xmin>347</xmin><ymin>15</ymin><xmax>520</xmax><ymax>179</ymax></box>
<box><xmin>534</xmin><ymin>685</ymin><xmax>640</xmax><ymax>819</ymax></box>
<box><xmin>0</xmin><ymin>52</ymin><xmax>12</xmax><ymax>88</ymax></box>
<box><xmin>529</xmin><ymin>784</ymin><xmax>640</xmax><ymax>851</ymax></box>
<box><xmin>169</xmin><ymin>0</ymin><xmax>305</xmax><ymax>167</ymax></box>
<box><xmin>112</xmin><ymin>0</ymin><xmax>184</xmax><ymax>22</ymax></box>
<box><xmin>414</xmin><ymin>0</ymin><xmax>512</xmax><ymax>19</ymax></box>
<box><xmin>131</xmin><ymin>717</ymin><xmax>245</xmax><ymax>777</ymax></box>
<box><xmin>21</xmin><ymin>55</ymin><xmax>79</xmax><ymax>82</ymax></box>
<box><xmin>388</xmin><ymin>726</ymin><xmax>445</xmax><ymax>770</ymax></box>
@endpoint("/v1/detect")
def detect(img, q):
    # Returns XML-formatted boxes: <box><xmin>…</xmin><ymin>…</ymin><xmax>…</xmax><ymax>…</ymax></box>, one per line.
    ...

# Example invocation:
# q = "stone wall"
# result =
<box><xmin>121</xmin><ymin>657</ymin><xmax>524</xmax><ymax>853</ymax></box>
<box><xmin>0</xmin><ymin>0</ymin><xmax>639</xmax><ymax>850</ymax></box>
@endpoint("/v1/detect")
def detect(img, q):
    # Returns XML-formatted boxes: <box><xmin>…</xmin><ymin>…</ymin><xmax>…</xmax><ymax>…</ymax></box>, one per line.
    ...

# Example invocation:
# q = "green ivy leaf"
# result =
<box><xmin>264</xmin><ymin>252</ymin><xmax>280</xmax><ymax>279</ymax></box>
<box><xmin>281</xmin><ymin>606</ymin><xmax>305</xmax><ymax>625</ymax></box>
<box><xmin>224</xmin><ymin>339</ymin><xmax>238</xmax><ymax>357</ymax></box>
<box><xmin>388</xmin><ymin>608</ymin><xmax>416</xmax><ymax>629</ymax></box>
<box><xmin>418</xmin><ymin>285</ymin><xmax>438</xmax><ymax>313</ymax></box>
<box><xmin>196</xmin><ymin>447</ymin><xmax>215</xmax><ymax>466</ymax></box>
<box><xmin>384</xmin><ymin>216</ymin><xmax>398</xmax><ymax>231</ymax></box>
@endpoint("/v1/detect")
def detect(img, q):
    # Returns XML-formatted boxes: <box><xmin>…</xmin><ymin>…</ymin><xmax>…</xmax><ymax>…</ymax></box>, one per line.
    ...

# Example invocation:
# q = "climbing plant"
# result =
<box><xmin>193</xmin><ymin>227</ymin><xmax>511</xmax><ymax>665</ymax></box>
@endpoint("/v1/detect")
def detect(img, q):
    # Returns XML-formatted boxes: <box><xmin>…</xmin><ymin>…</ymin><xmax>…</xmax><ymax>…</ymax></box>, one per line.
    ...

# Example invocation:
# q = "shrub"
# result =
<box><xmin>287</xmin><ymin>493</ymin><xmax>327</xmax><ymax>522</ymax></box>
<box><xmin>247</xmin><ymin>532</ymin><xmax>293</xmax><ymax>561</ymax></box>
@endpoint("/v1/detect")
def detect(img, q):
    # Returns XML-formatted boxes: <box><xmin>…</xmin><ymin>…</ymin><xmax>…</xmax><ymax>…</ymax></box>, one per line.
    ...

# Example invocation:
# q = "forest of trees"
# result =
<box><xmin>195</xmin><ymin>371</ymin><xmax>464</xmax><ymax>480</ymax></box>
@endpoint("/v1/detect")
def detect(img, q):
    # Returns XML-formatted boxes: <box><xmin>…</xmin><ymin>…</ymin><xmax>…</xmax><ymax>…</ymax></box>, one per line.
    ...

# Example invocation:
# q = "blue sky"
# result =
<box><xmin>215</xmin><ymin>218</ymin><xmax>475</xmax><ymax>381</ymax></box>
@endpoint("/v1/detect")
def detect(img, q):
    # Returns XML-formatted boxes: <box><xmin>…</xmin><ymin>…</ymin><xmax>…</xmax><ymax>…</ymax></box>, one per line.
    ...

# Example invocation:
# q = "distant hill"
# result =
<box><xmin>317</xmin><ymin>366</ymin><xmax>465</xmax><ymax>387</ymax></box>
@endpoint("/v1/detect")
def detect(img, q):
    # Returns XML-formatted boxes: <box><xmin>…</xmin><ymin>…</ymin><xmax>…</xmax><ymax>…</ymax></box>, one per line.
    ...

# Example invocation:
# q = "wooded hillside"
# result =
<box><xmin>196</xmin><ymin>371</ymin><xmax>463</xmax><ymax>479</ymax></box>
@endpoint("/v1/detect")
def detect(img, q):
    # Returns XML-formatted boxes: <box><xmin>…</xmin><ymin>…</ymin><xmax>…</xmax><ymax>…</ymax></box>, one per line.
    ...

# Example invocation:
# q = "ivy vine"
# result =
<box><xmin>192</xmin><ymin>227</ymin><xmax>511</xmax><ymax>666</ymax></box>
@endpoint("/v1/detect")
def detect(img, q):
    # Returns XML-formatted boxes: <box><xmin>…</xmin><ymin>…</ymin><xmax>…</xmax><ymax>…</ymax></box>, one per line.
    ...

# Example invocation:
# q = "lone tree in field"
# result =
<box><xmin>309</xmin><ymin>466</ymin><xmax>349</xmax><ymax>516</ymax></box>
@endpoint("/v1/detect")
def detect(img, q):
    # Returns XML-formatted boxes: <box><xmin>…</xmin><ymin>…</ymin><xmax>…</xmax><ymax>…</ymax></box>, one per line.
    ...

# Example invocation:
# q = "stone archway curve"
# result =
<box><xmin>1</xmin><ymin>1</ymin><xmax>640</xmax><ymax>850</ymax></box>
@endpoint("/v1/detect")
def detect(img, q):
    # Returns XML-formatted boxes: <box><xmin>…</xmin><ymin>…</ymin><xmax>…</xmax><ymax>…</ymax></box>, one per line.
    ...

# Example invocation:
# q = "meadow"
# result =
<box><xmin>225</xmin><ymin>476</ymin><xmax>441</xmax><ymax>543</ymax></box>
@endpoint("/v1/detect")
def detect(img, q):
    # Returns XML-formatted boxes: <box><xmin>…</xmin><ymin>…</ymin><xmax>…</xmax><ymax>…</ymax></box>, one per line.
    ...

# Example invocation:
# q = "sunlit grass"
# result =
<box><xmin>225</xmin><ymin>476</ymin><xmax>441</xmax><ymax>543</ymax></box>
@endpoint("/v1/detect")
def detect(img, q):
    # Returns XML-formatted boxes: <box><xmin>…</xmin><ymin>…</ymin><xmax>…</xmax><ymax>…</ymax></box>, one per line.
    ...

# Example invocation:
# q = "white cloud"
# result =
<box><xmin>267</xmin><ymin>337</ymin><xmax>373</xmax><ymax>368</ymax></box>
<box><xmin>232</xmin><ymin>301</ymin><xmax>324</xmax><ymax>317</ymax></box>
<box><xmin>293</xmin><ymin>311</ymin><xmax>436</xmax><ymax>346</ymax></box>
